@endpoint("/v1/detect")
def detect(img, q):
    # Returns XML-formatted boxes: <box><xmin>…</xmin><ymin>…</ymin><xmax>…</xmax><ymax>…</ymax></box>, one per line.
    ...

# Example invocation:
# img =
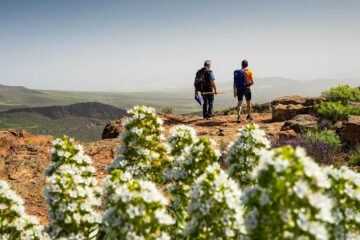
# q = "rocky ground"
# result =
<box><xmin>0</xmin><ymin>112</ymin><xmax>290</xmax><ymax>224</ymax></box>
<box><xmin>1</xmin><ymin>95</ymin><xmax>360</xmax><ymax>224</ymax></box>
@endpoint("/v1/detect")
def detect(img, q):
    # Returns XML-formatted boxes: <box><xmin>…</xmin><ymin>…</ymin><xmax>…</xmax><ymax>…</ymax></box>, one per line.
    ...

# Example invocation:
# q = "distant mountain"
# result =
<box><xmin>0</xmin><ymin>74</ymin><xmax>359</xmax><ymax>115</ymax></box>
<box><xmin>0</xmin><ymin>102</ymin><xmax>127</xmax><ymax>142</ymax></box>
<box><xmin>2</xmin><ymin>102</ymin><xmax>127</xmax><ymax>120</ymax></box>
<box><xmin>216</xmin><ymin>76</ymin><xmax>360</xmax><ymax>103</ymax></box>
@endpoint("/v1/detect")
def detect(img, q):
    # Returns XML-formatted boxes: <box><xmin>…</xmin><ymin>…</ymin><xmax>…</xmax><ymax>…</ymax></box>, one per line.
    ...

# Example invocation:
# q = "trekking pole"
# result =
<box><xmin>202</xmin><ymin>92</ymin><xmax>225</xmax><ymax>95</ymax></box>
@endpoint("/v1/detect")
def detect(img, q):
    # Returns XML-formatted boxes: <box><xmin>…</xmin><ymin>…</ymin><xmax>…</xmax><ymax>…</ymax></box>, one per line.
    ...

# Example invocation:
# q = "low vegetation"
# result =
<box><xmin>349</xmin><ymin>147</ymin><xmax>360</xmax><ymax>166</ymax></box>
<box><xmin>1</xmin><ymin>105</ymin><xmax>360</xmax><ymax>239</ymax></box>
<box><xmin>317</xmin><ymin>85</ymin><xmax>360</xmax><ymax>123</ymax></box>
<box><xmin>274</xmin><ymin>129</ymin><xmax>342</xmax><ymax>164</ymax></box>
<box><xmin>317</xmin><ymin>101</ymin><xmax>360</xmax><ymax>123</ymax></box>
<box><xmin>322</xmin><ymin>84</ymin><xmax>360</xmax><ymax>105</ymax></box>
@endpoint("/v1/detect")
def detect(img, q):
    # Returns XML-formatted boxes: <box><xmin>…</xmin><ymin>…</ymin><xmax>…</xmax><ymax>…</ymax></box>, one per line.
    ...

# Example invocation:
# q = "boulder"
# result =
<box><xmin>271</xmin><ymin>95</ymin><xmax>326</xmax><ymax>122</ymax></box>
<box><xmin>281</xmin><ymin>114</ymin><xmax>318</xmax><ymax>133</ymax></box>
<box><xmin>102</xmin><ymin>120</ymin><xmax>124</xmax><ymax>139</ymax></box>
<box><xmin>278</xmin><ymin>129</ymin><xmax>297</xmax><ymax>140</ymax></box>
<box><xmin>349</xmin><ymin>102</ymin><xmax>360</xmax><ymax>108</ymax></box>
<box><xmin>341</xmin><ymin>115</ymin><xmax>360</xmax><ymax>145</ymax></box>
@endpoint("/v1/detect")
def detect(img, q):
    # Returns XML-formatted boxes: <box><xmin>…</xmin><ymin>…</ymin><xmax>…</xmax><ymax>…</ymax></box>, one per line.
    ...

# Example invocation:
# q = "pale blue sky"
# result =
<box><xmin>0</xmin><ymin>0</ymin><xmax>359</xmax><ymax>91</ymax></box>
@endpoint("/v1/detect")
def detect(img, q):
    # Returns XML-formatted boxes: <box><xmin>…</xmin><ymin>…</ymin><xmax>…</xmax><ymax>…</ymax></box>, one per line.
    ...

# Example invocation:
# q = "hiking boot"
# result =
<box><xmin>237</xmin><ymin>115</ymin><xmax>242</xmax><ymax>123</ymax></box>
<box><xmin>246</xmin><ymin>115</ymin><xmax>253</xmax><ymax>121</ymax></box>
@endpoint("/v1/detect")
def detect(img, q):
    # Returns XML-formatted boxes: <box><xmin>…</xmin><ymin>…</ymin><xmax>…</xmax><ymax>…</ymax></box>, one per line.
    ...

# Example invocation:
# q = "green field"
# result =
<box><xmin>0</xmin><ymin>85</ymin><xmax>236</xmax><ymax>114</ymax></box>
<box><xmin>0</xmin><ymin>112</ymin><xmax>107</xmax><ymax>142</ymax></box>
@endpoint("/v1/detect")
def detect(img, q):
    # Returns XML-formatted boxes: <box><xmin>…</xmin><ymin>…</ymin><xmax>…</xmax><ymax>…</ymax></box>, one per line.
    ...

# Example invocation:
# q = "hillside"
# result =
<box><xmin>3</xmin><ymin>102</ymin><xmax>127</xmax><ymax>119</ymax></box>
<box><xmin>0</xmin><ymin>102</ymin><xmax>127</xmax><ymax>142</ymax></box>
<box><xmin>1</xmin><ymin>75</ymin><xmax>359</xmax><ymax>114</ymax></box>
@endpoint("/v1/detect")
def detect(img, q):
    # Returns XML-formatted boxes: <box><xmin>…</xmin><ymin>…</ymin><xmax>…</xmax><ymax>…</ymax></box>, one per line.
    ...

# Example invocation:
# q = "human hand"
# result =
<box><xmin>234</xmin><ymin>92</ymin><xmax>237</xmax><ymax>98</ymax></box>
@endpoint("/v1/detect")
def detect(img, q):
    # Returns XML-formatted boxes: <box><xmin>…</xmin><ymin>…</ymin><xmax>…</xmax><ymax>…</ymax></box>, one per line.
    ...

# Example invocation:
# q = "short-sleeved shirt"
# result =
<box><xmin>203</xmin><ymin>68</ymin><xmax>215</xmax><ymax>92</ymax></box>
<box><xmin>243</xmin><ymin>68</ymin><xmax>253</xmax><ymax>89</ymax></box>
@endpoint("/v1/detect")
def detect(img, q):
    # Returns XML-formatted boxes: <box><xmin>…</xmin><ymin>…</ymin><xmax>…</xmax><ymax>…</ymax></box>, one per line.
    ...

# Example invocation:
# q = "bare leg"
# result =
<box><xmin>246</xmin><ymin>100</ymin><xmax>251</xmax><ymax>115</ymax></box>
<box><xmin>237</xmin><ymin>101</ymin><xmax>243</xmax><ymax>116</ymax></box>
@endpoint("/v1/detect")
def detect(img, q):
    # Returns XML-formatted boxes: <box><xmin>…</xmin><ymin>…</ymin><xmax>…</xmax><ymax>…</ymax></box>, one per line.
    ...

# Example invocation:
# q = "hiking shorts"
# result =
<box><xmin>237</xmin><ymin>89</ymin><xmax>251</xmax><ymax>101</ymax></box>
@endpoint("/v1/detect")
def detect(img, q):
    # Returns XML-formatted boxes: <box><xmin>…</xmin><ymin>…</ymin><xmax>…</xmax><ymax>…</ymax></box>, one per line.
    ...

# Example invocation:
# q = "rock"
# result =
<box><xmin>102</xmin><ymin>120</ymin><xmax>124</xmax><ymax>139</ymax></box>
<box><xmin>271</xmin><ymin>95</ymin><xmax>326</xmax><ymax>122</ymax></box>
<box><xmin>281</xmin><ymin>114</ymin><xmax>318</xmax><ymax>133</ymax></box>
<box><xmin>349</xmin><ymin>102</ymin><xmax>360</xmax><ymax>108</ymax></box>
<box><xmin>8</xmin><ymin>129</ymin><xmax>31</xmax><ymax>137</ymax></box>
<box><xmin>0</xmin><ymin>130</ymin><xmax>119</xmax><ymax>224</ymax></box>
<box><xmin>278</xmin><ymin>130</ymin><xmax>297</xmax><ymax>140</ymax></box>
<box><xmin>341</xmin><ymin>115</ymin><xmax>360</xmax><ymax>145</ymax></box>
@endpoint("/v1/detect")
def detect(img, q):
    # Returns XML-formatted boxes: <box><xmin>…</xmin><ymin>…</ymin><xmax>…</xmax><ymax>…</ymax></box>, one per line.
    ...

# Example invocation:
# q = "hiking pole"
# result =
<box><xmin>202</xmin><ymin>92</ymin><xmax>225</xmax><ymax>95</ymax></box>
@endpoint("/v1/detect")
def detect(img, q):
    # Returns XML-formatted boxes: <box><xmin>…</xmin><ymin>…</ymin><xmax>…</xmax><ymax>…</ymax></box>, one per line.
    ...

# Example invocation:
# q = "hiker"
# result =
<box><xmin>194</xmin><ymin>60</ymin><xmax>218</xmax><ymax>119</ymax></box>
<box><xmin>233</xmin><ymin>60</ymin><xmax>254</xmax><ymax>122</ymax></box>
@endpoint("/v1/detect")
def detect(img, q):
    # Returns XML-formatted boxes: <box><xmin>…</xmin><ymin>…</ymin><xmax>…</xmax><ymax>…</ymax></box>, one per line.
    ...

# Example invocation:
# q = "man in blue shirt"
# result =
<box><xmin>195</xmin><ymin>60</ymin><xmax>218</xmax><ymax>119</ymax></box>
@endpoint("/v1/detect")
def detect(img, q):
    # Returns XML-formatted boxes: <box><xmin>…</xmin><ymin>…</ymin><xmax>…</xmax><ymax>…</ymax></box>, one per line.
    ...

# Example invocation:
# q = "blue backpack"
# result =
<box><xmin>234</xmin><ymin>69</ymin><xmax>249</xmax><ymax>91</ymax></box>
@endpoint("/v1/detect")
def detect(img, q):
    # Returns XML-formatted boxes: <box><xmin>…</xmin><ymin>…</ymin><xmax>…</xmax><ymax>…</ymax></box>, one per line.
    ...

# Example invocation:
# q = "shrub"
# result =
<box><xmin>0</xmin><ymin>180</ymin><xmax>49</xmax><ymax>240</ymax></box>
<box><xmin>303</xmin><ymin>128</ymin><xmax>342</xmax><ymax>149</ymax></box>
<box><xmin>183</xmin><ymin>163</ymin><xmax>245</xmax><ymax>239</ymax></box>
<box><xmin>324</xmin><ymin>166</ymin><xmax>360</xmax><ymax>238</ymax></box>
<box><xmin>317</xmin><ymin>101</ymin><xmax>360</xmax><ymax>123</ymax></box>
<box><xmin>167</xmin><ymin>125</ymin><xmax>198</xmax><ymax>157</ymax></box>
<box><xmin>106</xmin><ymin>105</ymin><xmax>169</xmax><ymax>183</ymax></box>
<box><xmin>160</xmin><ymin>107</ymin><xmax>174</xmax><ymax>114</ymax></box>
<box><xmin>102</xmin><ymin>176</ymin><xmax>174</xmax><ymax>240</ymax></box>
<box><xmin>45</xmin><ymin>136</ymin><xmax>102</xmax><ymax>239</ymax></box>
<box><xmin>349</xmin><ymin>147</ymin><xmax>360</xmax><ymax>166</ymax></box>
<box><xmin>162</xmin><ymin>128</ymin><xmax>220</xmax><ymax>233</ymax></box>
<box><xmin>274</xmin><ymin>129</ymin><xmax>341</xmax><ymax>164</ymax></box>
<box><xmin>243</xmin><ymin>146</ymin><xmax>334</xmax><ymax>239</ymax></box>
<box><xmin>322</xmin><ymin>85</ymin><xmax>360</xmax><ymax>105</ymax></box>
<box><xmin>224</xmin><ymin>124</ymin><xmax>270</xmax><ymax>186</ymax></box>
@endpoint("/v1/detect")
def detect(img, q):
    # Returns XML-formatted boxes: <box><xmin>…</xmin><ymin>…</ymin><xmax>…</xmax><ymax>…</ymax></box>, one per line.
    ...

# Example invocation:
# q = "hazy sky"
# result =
<box><xmin>1</xmin><ymin>0</ymin><xmax>360</xmax><ymax>91</ymax></box>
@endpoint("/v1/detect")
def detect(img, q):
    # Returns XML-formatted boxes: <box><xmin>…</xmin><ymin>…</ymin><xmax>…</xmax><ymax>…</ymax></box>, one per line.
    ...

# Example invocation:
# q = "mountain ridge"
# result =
<box><xmin>1</xmin><ymin>102</ymin><xmax>127</xmax><ymax>120</ymax></box>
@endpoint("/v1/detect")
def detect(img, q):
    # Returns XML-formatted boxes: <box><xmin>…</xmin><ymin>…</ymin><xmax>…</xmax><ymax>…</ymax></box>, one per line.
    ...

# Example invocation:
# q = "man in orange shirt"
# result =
<box><xmin>233</xmin><ymin>60</ymin><xmax>254</xmax><ymax>122</ymax></box>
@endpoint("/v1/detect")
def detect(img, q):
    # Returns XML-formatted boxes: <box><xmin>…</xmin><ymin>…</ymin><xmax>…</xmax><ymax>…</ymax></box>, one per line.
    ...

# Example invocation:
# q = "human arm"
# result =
<box><xmin>211</xmin><ymin>80</ymin><xmax>217</xmax><ymax>94</ymax></box>
<box><xmin>209</xmin><ymin>71</ymin><xmax>217</xmax><ymax>94</ymax></box>
<box><xmin>249</xmin><ymin>71</ymin><xmax>254</xmax><ymax>86</ymax></box>
<box><xmin>233</xmin><ymin>82</ymin><xmax>237</xmax><ymax>98</ymax></box>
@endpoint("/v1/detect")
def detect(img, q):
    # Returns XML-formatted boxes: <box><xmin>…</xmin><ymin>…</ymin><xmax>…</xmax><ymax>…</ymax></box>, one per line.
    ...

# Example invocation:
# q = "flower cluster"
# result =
<box><xmin>183</xmin><ymin>163</ymin><xmax>245</xmax><ymax>239</ymax></box>
<box><xmin>44</xmin><ymin>136</ymin><xmax>102</xmax><ymax>239</ymax></box>
<box><xmin>225</xmin><ymin>124</ymin><xmax>270</xmax><ymax>186</ymax></box>
<box><xmin>162</xmin><ymin>136</ymin><xmax>220</xmax><ymax>211</ymax></box>
<box><xmin>0</xmin><ymin>180</ymin><xmax>50</xmax><ymax>240</ymax></box>
<box><xmin>102</xmin><ymin>173</ymin><xmax>174</xmax><ymax>240</ymax></box>
<box><xmin>167</xmin><ymin>125</ymin><xmax>198</xmax><ymax>157</ymax></box>
<box><xmin>325</xmin><ymin>166</ymin><xmax>360</xmax><ymax>238</ymax></box>
<box><xmin>107</xmin><ymin>105</ymin><xmax>169</xmax><ymax>183</ymax></box>
<box><xmin>243</xmin><ymin>146</ymin><xmax>334</xmax><ymax>240</ymax></box>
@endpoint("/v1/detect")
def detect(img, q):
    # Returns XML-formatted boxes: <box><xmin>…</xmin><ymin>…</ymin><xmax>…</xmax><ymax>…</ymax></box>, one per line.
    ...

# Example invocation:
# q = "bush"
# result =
<box><xmin>349</xmin><ymin>147</ymin><xmax>360</xmax><ymax>166</ymax></box>
<box><xmin>325</xmin><ymin>166</ymin><xmax>360</xmax><ymax>238</ymax></box>
<box><xmin>45</xmin><ymin>136</ymin><xmax>102</xmax><ymax>239</ymax></box>
<box><xmin>317</xmin><ymin>101</ymin><xmax>360</xmax><ymax>123</ymax></box>
<box><xmin>106</xmin><ymin>105</ymin><xmax>169</xmax><ymax>183</ymax></box>
<box><xmin>0</xmin><ymin>180</ymin><xmax>50</xmax><ymax>239</ymax></box>
<box><xmin>160</xmin><ymin>107</ymin><xmax>174</xmax><ymax>114</ymax></box>
<box><xmin>303</xmin><ymin>128</ymin><xmax>342</xmax><ymax>149</ymax></box>
<box><xmin>225</xmin><ymin>124</ymin><xmax>270</xmax><ymax>186</ymax></box>
<box><xmin>183</xmin><ymin>163</ymin><xmax>245</xmax><ymax>239</ymax></box>
<box><xmin>273</xmin><ymin>129</ymin><xmax>341</xmax><ymax>164</ymax></box>
<box><xmin>243</xmin><ymin>146</ymin><xmax>334</xmax><ymax>239</ymax></box>
<box><xmin>102</xmin><ymin>177</ymin><xmax>174</xmax><ymax>240</ymax></box>
<box><xmin>162</xmin><ymin>126</ymin><xmax>220</xmax><ymax>233</ymax></box>
<box><xmin>322</xmin><ymin>84</ymin><xmax>360</xmax><ymax>105</ymax></box>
